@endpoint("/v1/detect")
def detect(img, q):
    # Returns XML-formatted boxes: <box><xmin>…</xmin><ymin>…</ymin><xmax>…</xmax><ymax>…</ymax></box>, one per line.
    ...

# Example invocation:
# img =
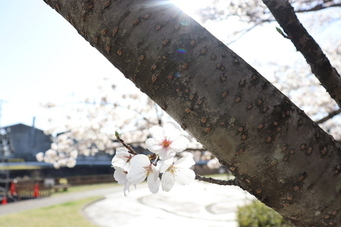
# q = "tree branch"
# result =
<box><xmin>43</xmin><ymin>0</ymin><xmax>341</xmax><ymax>225</ymax></box>
<box><xmin>315</xmin><ymin>109</ymin><xmax>341</xmax><ymax>124</ymax></box>
<box><xmin>195</xmin><ymin>174</ymin><xmax>241</xmax><ymax>187</ymax></box>
<box><xmin>295</xmin><ymin>3</ymin><xmax>341</xmax><ymax>13</ymax></box>
<box><xmin>262</xmin><ymin>0</ymin><xmax>341</xmax><ymax>108</ymax></box>
<box><xmin>115</xmin><ymin>132</ymin><xmax>138</xmax><ymax>155</ymax></box>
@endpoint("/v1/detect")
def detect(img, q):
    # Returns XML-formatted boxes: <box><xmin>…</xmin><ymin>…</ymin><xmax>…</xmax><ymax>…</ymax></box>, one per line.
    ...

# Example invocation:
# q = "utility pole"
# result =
<box><xmin>0</xmin><ymin>99</ymin><xmax>12</xmax><ymax>202</ymax></box>
<box><xmin>0</xmin><ymin>99</ymin><xmax>7</xmax><ymax>130</ymax></box>
<box><xmin>0</xmin><ymin>99</ymin><xmax>3</xmax><ymax>130</ymax></box>
<box><xmin>0</xmin><ymin>99</ymin><xmax>8</xmax><ymax>199</ymax></box>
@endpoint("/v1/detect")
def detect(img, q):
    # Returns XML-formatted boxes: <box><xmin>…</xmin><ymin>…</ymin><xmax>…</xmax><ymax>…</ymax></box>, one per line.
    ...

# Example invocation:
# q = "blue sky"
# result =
<box><xmin>0</xmin><ymin>1</ymin><xmax>128</xmax><ymax>129</ymax></box>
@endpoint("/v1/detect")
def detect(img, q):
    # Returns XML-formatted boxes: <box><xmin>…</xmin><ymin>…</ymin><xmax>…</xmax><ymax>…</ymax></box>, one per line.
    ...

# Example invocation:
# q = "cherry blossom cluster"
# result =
<box><xmin>36</xmin><ymin>148</ymin><xmax>78</xmax><ymax>169</ymax></box>
<box><xmin>36</xmin><ymin>133</ymin><xmax>78</xmax><ymax>169</ymax></box>
<box><xmin>111</xmin><ymin>123</ymin><xmax>195</xmax><ymax>195</ymax></box>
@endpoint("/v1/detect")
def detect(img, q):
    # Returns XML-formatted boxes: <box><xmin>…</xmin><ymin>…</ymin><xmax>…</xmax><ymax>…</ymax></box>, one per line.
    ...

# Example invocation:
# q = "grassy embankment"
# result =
<box><xmin>0</xmin><ymin>183</ymin><xmax>115</xmax><ymax>227</ymax></box>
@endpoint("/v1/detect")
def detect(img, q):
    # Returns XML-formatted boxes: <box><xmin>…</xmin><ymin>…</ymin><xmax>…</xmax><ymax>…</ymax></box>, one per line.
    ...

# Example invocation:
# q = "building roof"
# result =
<box><xmin>0</xmin><ymin>160</ymin><xmax>111</xmax><ymax>171</ymax></box>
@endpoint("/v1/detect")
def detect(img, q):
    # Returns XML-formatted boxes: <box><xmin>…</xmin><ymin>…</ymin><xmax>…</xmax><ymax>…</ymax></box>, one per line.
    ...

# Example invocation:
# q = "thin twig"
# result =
<box><xmin>295</xmin><ymin>3</ymin><xmax>341</xmax><ymax>13</ymax></box>
<box><xmin>115</xmin><ymin>131</ymin><xmax>138</xmax><ymax>155</ymax></box>
<box><xmin>315</xmin><ymin>109</ymin><xmax>341</xmax><ymax>124</ymax></box>
<box><xmin>195</xmin><ymin>174</ymin><xmax>240</xmax><ymax>187</ymax></box>
<box><xmin>226</xmin><ymin>19</ymin><xmax>273</xmax><ymax>45</ymax></box>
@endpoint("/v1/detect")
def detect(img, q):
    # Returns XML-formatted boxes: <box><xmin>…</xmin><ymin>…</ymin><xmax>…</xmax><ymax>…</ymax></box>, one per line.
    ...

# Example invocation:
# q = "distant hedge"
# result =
<box><xmin>237</xmin><ymin>200</ymin><xmax>293</xmax><ymax>227</ymax></box>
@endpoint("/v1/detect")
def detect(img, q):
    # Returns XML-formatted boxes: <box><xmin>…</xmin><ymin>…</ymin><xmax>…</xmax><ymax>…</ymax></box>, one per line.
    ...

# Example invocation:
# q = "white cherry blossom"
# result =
<box><xmin>145</xmin><ymin>123</ymin><xmax>189</xmax><ymax>160</ymax></box>
<box><xmin>36</xmin><ymin>152</ymin><xmax>44</xmax><ymax>162</ymax></box>
<box><xmin>114</xmin><ymin>167</ymin><xmax>133</xmax><ymax>196</ymax></box>
<box><xmin>66</xmin><ymin>158</ymin><xmax>77</xmax><ymax>168</ymax></box>
<box><xmin>111</xmin><ymin>148</ymin><xmax>134</xmax><ymax>171</ymax></box>
<box><xmin>160</xmin><ymin>153</ymin><xmax>195</xmax><ymax>192</ymax></box>
<box><xmin>127</xmin><ymin>154</ymin><xmax>160</xmax><ymax>194</ymax></box>
<box><xmin>53</xmin><ymin>162</ymin><xmax>61</xmax><ymax>169</ymax></box>
<box><xmin>70</xmin><ymin>150</ymin><xmax>78</xmax><ymax>159</ymax></box>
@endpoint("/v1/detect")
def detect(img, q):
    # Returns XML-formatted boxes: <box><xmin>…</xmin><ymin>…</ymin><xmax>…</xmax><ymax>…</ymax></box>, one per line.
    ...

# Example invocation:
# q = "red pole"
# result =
<box><xmin>33</xmin><ymin>183</ymin><xmax>39</xmax><ymax>198</ymax></box>
<box><xmin>10</xmin><ymin>182</ymin><xmax>16</xmax><ymax>196</ymax></box>
<box><xmin>1</xmin><ymin>197</ymin><xmax>7</xmax><ymax>205</ymax></box>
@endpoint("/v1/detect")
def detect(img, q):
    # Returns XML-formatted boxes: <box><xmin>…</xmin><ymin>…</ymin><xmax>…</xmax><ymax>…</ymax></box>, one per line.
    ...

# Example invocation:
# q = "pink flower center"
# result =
<box><xmin>161</xmin><ymin>139</ymin><xmax>171</xmax><ymax>148</ymax></box>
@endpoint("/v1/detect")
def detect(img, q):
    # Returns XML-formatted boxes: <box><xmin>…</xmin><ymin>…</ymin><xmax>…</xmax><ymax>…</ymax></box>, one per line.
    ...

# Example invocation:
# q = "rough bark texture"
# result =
<box><xmin>263</xmin><ymin>0</ymin><xmax>341</xmax><ymax>108</ymax></box>
<box><xmin>43</xmin><ymin>0</ymin><xmax>341</xmax><ymax>226</ymax></box>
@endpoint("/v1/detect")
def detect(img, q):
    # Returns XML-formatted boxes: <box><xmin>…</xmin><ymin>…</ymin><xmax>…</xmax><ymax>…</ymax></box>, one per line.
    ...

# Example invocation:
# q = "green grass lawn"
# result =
<box><xmin>0</xmin><ymin>183</ymin><xmax>116</xmax><ymax>227</ymax></box>
<box><xmin>52</xmin><ymin>182</ymin><xmax>115</xmax><ymax>195</ymax></box>
<box><xmin>0</xmin><ymin>196</ymin><xmax>100</xmax><ymax>227</ymax></box>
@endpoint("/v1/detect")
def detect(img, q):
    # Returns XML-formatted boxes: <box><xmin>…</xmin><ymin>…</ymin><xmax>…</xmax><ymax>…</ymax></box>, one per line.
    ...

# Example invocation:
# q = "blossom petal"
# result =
<box><xmin>174</xmin><ymin>168</ymin><xmax>195</xmax><ymax>185</ymax></box>
<box><xmin>159</xmin><ymin>150</ymin><xmax>176</xmax><ymax>160</ymax></box>
<box><xmin>123</xmin><ymin>181</ymin><xmax>132</xmax><ymax>196</ymax></box>
<box><xmin>161</xmin><ymin>172</ymin><xmax>175</xmax><ymax>192</ymax></box>
<box><xmin>126</xmin><ymin>167</ymin><xmax>147</xmax><ymax>184</ymax></box>
<box><xmin>159</xmin><ymin>158</ymin><xmax>174</xmax><ymax>173</ymax></box>
<box><xmin>130</xmin><ymin>154</ymin><xmax>150</xmax><ymax>167</ymax></box>
<box><xmin>168</xmin><ymin>136</ymin><xmax>189</xmax><ymax>153</ymax></box>
<box><xmin>114</xmin><ymin>148</ymin><xmax>130</xmax><ymax>159</ymax></box>
<box><xmin>111</xmin><ymin>148</ymin><xmax>132</xmax><ymax>170</ymax></box>
<box><xmin>174</xmin><ymin>153</ymin><xmax>195</xmax><ymax>168</ymax></box>
<box><xmin>111</xmin><ymin>157</ymin><xmax>126</xmax><ymax>169</ymax></box>
<box><xmin>114</xmin><ymin>168</ymin><xmax>127</xmax><ymax>185</ymax></box>
<box><xmin>163</xmin><ymin>123</ymin><xmax>181</xmax><ymax>141</ymax></box>
<box><xmin>127</xmin><ymin>155</ymin><xmax>152</xmax><ymax>184</ymax></box>
<box><xmin>145</xmin><ymin>138</ymin><xmax>164</xmax><ymax>153</ymax></box>
<box><xmin>147</xmin><ymin>167</ymin><xmax>160</xmax><ymax>194</ymax></box>
<box><xmin>149</xmin><ymin>125</ymin><xmax>165</xmax><ymax>142</ymax></box>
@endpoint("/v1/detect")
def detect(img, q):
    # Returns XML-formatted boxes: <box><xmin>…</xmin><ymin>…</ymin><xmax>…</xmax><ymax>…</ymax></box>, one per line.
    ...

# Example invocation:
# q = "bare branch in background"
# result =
<box><xmin>316</xmin><ymin>109</ymin><xmax>341</xmax><ymax>124</ymax></box>
<box><xmin>263</xmin><ymin>0</ymin><xmax>341</xmax><ymax>108</ymax></box>
<box><xmin>295</xmin><ymin>2</ymin><xmax>341</xmax><ymax>13</ymax></box>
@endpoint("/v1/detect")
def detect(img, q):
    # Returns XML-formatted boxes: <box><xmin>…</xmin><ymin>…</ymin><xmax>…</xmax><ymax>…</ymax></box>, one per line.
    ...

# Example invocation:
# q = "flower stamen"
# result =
<box><xmin>161</xmin><ymin>139</ymin><xmax>172</xmax><ymax>148</ymax></box>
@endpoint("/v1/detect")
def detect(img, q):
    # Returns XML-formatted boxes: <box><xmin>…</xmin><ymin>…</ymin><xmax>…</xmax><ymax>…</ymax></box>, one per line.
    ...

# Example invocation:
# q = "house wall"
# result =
<box><xmin>5</xmin><ymin>124</ymin><xmax>52</xmax><ymax>161</ymax></box>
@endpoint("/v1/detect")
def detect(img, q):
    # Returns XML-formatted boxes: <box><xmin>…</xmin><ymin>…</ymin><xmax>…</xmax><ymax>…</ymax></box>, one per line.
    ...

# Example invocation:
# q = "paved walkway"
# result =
<box><xmin>83</xmin><ymin>181</ymin><xmax>255</xmax><ymax>227</ymax></box>
<box><xmin>0</xmin><ymin>180</ymin><xmax>255</xmax><ymax>227</ymax></box>
<box><xmin>0</xmin><ymin>186</ymin><xmax>121</xmax><ymax>216</ymax></box>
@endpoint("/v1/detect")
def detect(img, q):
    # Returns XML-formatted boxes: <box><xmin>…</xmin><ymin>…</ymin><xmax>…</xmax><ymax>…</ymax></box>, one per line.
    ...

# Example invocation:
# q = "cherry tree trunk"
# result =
<box><xmin>43</xmin><ymin>0</ymin><xmax>341</xmax><ymax>226</ymax></box>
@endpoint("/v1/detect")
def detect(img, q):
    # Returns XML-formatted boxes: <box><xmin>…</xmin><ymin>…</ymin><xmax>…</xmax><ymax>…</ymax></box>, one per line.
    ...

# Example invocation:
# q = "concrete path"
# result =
<box><xmin>0</xmin><ymin>186</ymin><xmax>120</xmax><ymax>216</ymax></box>
<box><xmin>0</xmin><ymin>180</ymin><xmax>255</xmax><ymax>227</ymax></box>
<box><xmin>83</xmin><ymin>181</ymin><xmax>255</xmax><ymax>227</ymax></box>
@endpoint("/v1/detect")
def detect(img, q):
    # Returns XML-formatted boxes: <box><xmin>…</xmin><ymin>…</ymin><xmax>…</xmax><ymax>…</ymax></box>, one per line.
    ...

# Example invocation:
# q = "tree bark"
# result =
<box><xmin>263</xmin><ymin>0</ymin><xmax>341</xmax><ymax>108</ymax></box>
<box><xmin>43</xmin><ymin>0</ymin><xmax>341</xmax><ymax>226</ymax></box>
